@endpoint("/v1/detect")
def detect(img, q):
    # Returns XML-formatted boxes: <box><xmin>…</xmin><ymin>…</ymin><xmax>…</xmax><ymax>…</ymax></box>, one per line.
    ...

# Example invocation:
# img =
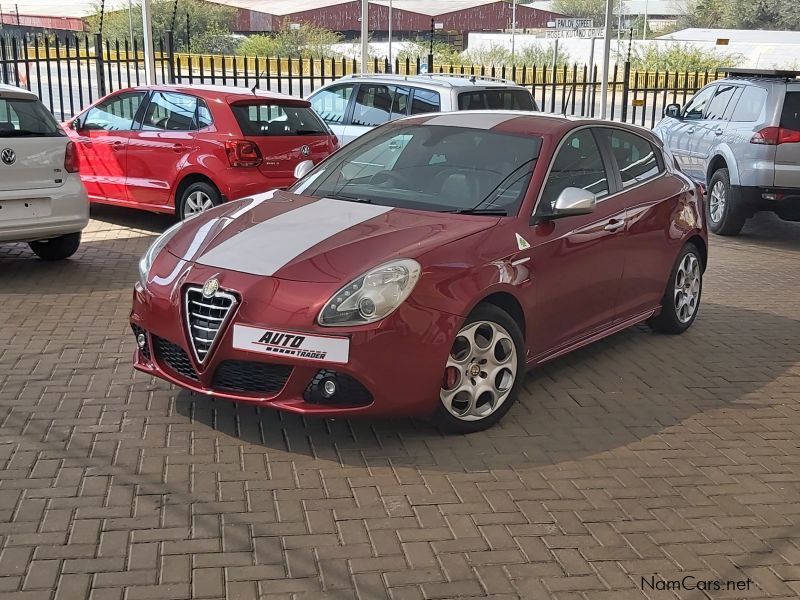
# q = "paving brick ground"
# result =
<box><xmin>1</xmin><ymin>205</ymin><xmax>799</xmax><ymax>600</ymax></box>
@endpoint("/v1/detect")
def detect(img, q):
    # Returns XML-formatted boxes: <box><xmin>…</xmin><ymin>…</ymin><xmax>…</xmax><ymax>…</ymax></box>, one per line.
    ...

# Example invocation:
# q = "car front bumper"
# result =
<box><xmin>130</xmin><ymin>266</ymin><xmax>461</xmax><ymax>418</ymax></box>
<box><xmin>0</xmin><ymin>176</ymin><xmax>89</xmax><ymax>243</ymax></box>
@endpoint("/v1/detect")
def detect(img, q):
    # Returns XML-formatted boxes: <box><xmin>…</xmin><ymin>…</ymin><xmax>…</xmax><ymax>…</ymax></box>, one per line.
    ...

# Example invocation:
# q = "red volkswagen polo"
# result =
<box><xmin>131</xmin><ymin>113</ymin><xmax>707</xmax><ymax>432</ymax></box>
<box><xmin>65</xmin><ymin>85</ymin><xmax>338</xmax><ymax>219</ymax></box>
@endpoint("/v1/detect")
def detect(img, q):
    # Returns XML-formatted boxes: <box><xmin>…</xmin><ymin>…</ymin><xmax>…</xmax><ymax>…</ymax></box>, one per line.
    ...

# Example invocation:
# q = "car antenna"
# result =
<box><xmin>251</xmin><ymin>71</ymin><xmax>267</xmax><ymax>94</ymax></box>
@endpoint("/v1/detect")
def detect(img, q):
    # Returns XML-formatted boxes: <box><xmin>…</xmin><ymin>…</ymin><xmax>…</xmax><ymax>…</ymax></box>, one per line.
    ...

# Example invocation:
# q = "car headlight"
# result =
<box><xmin>318</xmin><ymin>259</ymin><xmax>421</xmax><ymax>326</ymax></box>
<box><xmin>138</xmin><ymin>222</ymin><xmax>183</xmax><ymax>288</ymax></box>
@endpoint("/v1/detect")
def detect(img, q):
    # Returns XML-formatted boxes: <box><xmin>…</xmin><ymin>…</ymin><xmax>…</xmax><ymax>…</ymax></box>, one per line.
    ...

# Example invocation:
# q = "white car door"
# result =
<box><xmin>308</xmin><ymin>83</ymin><xmax>355</xmax><ymax>144</ymax></box>
<box><xmin>344</xmin><ymin>84</ymin><xmax>409</xmax><ymax>144</ymax></box>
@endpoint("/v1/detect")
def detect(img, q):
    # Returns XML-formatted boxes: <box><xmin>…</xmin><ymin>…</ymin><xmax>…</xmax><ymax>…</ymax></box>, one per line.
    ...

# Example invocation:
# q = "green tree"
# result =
<box><xmin>551</xmin><ymin>0</ymin><xmax>619</xmax><ymax>27</ymax></box>
<box><xmin>86</xmin><ymin>0</ymin><xmax>237</xmax><ymax>52</ymax></box>
<box><xmin>622</xmin><ymin>43</ymin><xmax>742</xmax><ymax>71</ymax></box>
<box><xmin>238</xmin><ymin>24</ymin><xmax>343</xmax><ymax>57</ymax></box>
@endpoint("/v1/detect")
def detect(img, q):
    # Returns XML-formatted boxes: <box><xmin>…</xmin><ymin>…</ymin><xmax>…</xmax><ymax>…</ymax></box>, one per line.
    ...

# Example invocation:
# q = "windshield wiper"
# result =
<box><xmin>451</xmin><ymin>208</ymin><xmax>507</xmax><ymax>216</ymax></box>
<box><xmin>327</xmin><ymin>194</ymin><xmax>374</xmax><ymax>204</ymax></box>
<box><xmin>295</xmin><ymin>129</ymin><xmax>324</xmax><ymax>135</ymax></box>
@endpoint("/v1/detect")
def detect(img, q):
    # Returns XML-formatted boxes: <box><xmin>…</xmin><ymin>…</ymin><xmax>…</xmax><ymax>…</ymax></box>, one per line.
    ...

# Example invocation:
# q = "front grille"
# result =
<box><xmin>131</xmin><ymin>324</ymin><xmax>151</xmax><ymax>360</ymax></box>
<box><xmin>212</xmin><ymin>360</ymin><xmax>293</xmax><ymax>394</ymax></box>
<box><xmin>153</xmin><ymin>336</ymin><xmax>199</xmax><ymax>381</ymax></box>
<box><xmin>185</xmin><ymin>286</ymin><xmax>236</xmax><ymax>363</ymax></box>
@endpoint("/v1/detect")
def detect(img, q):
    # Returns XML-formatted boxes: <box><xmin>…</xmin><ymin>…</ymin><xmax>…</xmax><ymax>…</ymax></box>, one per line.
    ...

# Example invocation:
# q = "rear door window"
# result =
<box><xmin>457</xmin><ymin>89</ymin><xmax>535</xmax><ymax>111</ymax></box>
<box><xmin>730</xmin><ymin>86</ymin><xmax>767</xmax><ymax>122</ymax></box>
<box><xmin>704</xmin><ymin>84</ymin><xmax>738</xmax><ymax>121</ymax></box>
<box><xmin>83</xmin><ymin>91</ymin><xmax>146</xmax><ymax>131</ymax></box>
<box><xmin>309</xmin><ymin>84</ymin><xmax>354</xmax><ymax>125</ymax></box>
<box><xmin>231</xmin><ymin>103</ymin><xmax>328</xmax><ymax>136</ymax></box>
<box><xmin>0</xmin><ymin>97</ymin><xmax>61</xmax><ymax>137</ymax></box>
<box><xmin>141</xmin><ymin>92</ymin><xmax>197</xmax><ymax>131</ymax></box>
<box><xmin>780</xmin><ymin>92</ymin><xmax>800</xmax><ymax>130</ymax></box>
<box><xmin>410</xmin><ymin>89</ymin><xmax>441</xmax><ymax>114</ymax></box>
<box><xmin>352</xmin><ymin>84</ymin><xmax>408</xmax><ymax>127</ymax></box>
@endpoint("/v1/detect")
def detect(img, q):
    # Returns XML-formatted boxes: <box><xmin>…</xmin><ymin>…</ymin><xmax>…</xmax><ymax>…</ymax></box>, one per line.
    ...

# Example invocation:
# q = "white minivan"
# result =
<box><xmin>0</xmin><ymin>84</ymin><xmax>88</xmax><ymax>259</ymax></box>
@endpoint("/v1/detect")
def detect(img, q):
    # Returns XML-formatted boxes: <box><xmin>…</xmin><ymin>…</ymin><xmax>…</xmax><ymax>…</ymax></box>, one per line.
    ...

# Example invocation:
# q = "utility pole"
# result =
<box><xmin>600</xmin><ymin>0</ymin><xmax>614</xmax><ymax>119</ymax></box>
<box><xmin>642</xmin><ymin>0</ymin><xmax>648</xmax><ymax>40</ymax></box>
<box><xmin>186</xmin><ymin>12</ymin><xmax>190</xmax><ymax>53</ymax></box>
<box><xmin>511</xmin><ymin>0</ymin><xmax>517</xmax><ymax>61</ymax></box>
<box><xmin>388</xmin><ymin>0</ymin><xmax>393</xmax><ymax>72</ymax></box>
<box><xmin>128</xmin><ymin>0</ymin><xmax>134</xmax><ymax>44</ymax></box>
<box><xmin>142</xmin><ymin>0</ymin><xmax>156</xmax><ymax>84</ymax></box>
<box><xmin>360</xmin><ymin>0</ymin><xmax>369</xmax><ymax>73</ymax></box>
<box><xmin>428</xmin><ymin>18</ymin><xmax>434</xmax><ymax>73</ymax></box>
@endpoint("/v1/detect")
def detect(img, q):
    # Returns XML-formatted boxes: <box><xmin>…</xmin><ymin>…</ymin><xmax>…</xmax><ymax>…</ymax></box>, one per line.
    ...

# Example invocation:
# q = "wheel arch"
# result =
<box><xmin>173</xmin><ymin>173</ymin><xmax>222</xmax><ymax>209</ymax></box>
<box><xmin>705</xmin><ymin>148</ymin><xmax>738</xmax><ymax>186</ymax></box>
<box><xmin>686</xmin><ymin>234</ymin><xmax>707</xmax><ymax>271</ymax></box>
<box><xmin>472</xmin><ymin>291</ymin><xmax>526</xmax><ymax>341</ymax></box>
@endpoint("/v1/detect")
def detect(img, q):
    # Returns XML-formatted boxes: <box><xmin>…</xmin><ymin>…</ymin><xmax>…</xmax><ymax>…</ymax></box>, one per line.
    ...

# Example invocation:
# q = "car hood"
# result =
<box><xmin>164</xmin><ymin>189</ymin><xmax>499</xmax><ymax>283</ymax></box>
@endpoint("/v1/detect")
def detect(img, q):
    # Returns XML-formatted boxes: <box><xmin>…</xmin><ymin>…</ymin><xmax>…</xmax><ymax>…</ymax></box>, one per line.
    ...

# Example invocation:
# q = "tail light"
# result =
<box><xmin>225</xmin><ymin>140</ymin><xmax>262</xmax><ymax>167</ymax></box>
<box><xmin>750</xmin><ymin>126</ymin><xmax>800</xmax><ymax>145</ymax></box>
<box><xmin>64</xmin><ymin>141</ymin><xmax>79</xmax><ymax>173</ymax></box>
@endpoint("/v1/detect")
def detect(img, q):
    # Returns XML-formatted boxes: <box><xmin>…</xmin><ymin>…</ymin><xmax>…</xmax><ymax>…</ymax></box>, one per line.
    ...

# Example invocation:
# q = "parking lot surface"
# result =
<box><xmin>1</xmin><ymin>207</ymin><xmax>800</xmax><ymax>600</ymax></box>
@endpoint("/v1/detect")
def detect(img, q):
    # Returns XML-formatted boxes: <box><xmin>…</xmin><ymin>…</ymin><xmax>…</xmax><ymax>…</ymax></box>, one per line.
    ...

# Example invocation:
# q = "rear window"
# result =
<box><xmin>231</xmin><ymin>103</ymin><xmax>328</xmax><ymax>136</ymax></box>
<box><xmin>780</xmin><ymin>92</ymin><xmax>800</xmax><ymax>130</ymax></box>
<box><xmin>0</xmin><ymin>97</ymin><xmax>62</xmax><ymax>137</ymax></box>
<box><xmin>458</xmin><ymin>89</ymin><xmax>536</xmax><ymax>111</ymax></box>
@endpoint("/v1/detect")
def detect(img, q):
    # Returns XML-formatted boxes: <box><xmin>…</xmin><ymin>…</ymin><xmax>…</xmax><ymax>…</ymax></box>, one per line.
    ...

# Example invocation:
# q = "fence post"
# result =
<box><xmin>620</xmin><ymin>60</ymin><xmax>631</xmax><ymax>123</ymax></box>
<box><xmin>94</xmin><ymin>33</ymin><xmax>107</xmax><ymax>98</ymax></box>
<box><xmin>166</xmin><ymin>30</ymin><xmax>176</xmax><ymax>83</ymax></box>
<box><xmin>0</xmin><ymin>37</ymin><xmax>9</xmax><ymax>84</ymax></box>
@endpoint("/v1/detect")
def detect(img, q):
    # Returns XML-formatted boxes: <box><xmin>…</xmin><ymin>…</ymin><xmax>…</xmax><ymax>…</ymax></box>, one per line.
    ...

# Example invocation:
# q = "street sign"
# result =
<box><xmin>545</xmin><ymin>27</ymin><xmax>605</xmax><ymax>39</ymax></box>
<box><xmin>553</xmin><ymin>18</ymin><xmax>594</xmax><ymax>29</ymax></box>
<box><xmin>434</xmin><ymin>22</ymin><xmax>444</xmax><ymax>30</ymax></box>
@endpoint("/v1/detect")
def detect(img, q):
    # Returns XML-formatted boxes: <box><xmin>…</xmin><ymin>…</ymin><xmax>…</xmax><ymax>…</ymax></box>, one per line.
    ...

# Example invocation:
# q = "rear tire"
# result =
<box><xmin>28</xmin><ymin>232</ymin><xmax>81</xmax><ymax>261</ymax></box>
<box><xmin>707</xmin><ymin>168</ymin><xmax>745</xmax><ymax>236</ymax></box>
<box><xmin>432</xmin><ymin>304</ymin><xmax>525</xmax><ymax>434</ymax></box>
<box><xmin>648</xmin><ymin>243</ymin><xmax>703</xmax><ymax>334</ymax></box>
<box><xmin>178</xmin><ymin>181</ymin><xmax>221</xmax><ymax>220</ymax></box>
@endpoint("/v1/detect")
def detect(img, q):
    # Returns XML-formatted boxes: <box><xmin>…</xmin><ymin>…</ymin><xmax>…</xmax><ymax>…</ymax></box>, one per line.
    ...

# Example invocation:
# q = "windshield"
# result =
<box><xmin>231</xmin><ymin>102</ymin><xmax>329</xmax><ymax>136</ymax></box>
<box><xmin>0</xmin><ymin>97</ymin><xmax>62</xmax><ymax>137</ymax></box>
<box><xmin>290</xmin><ymin>124</ymin><xmax>541</xmax><ymax>215</ymax></box>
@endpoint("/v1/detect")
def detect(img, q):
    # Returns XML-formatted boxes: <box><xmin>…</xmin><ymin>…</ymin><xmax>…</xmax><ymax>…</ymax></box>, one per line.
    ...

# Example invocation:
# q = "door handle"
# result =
<box><xmin>172</xmin><ymin>144</ymin><xmax>188</xmax><ymax>153</ymax></box>
<box><xmin>604</xmin><ymin>219</ymin><xmax>625</xmax><ymax>232</ymax></box>
<box><xmin>111</xmin><ymin>141</ymin><xmax>125</xmax><ymax>151</ymax></box>
<box><xmin>715</xmin><ymin>127</ymin><xmax>724</xmax><ymax>135</ymax></box>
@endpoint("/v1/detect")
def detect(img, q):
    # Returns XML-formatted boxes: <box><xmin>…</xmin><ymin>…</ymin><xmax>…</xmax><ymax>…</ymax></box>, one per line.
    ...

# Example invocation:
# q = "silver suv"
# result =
<box><xmin>654</xmin><ymin>69</ymin><xmax>800</xmax><ymax>235</ymax></box>
<box><xmin>307</xmin><ymin>74</ymin><xmax>538</xmax><ymax>145</ymax></box>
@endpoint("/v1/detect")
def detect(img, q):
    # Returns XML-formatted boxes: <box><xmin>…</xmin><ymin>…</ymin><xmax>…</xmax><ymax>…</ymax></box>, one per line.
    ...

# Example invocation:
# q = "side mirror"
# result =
<box><xmin>294</xmin><ymin>159</ymin><xmax>314</xmax><ymax>180</ymax></box>
<box><xmin>71</xmin><ymin>117</ymin><xmax>83</xmax><ymax>131</ymax></box>
<box><xmin>551</xmin><ymin>187</ymin><xmax>596</xmax><ymax>218</ymax></box>
<box><xmin>664</xmin><ymin>103</ymin><xmax>681</xmax><ymax>119</ymax></box>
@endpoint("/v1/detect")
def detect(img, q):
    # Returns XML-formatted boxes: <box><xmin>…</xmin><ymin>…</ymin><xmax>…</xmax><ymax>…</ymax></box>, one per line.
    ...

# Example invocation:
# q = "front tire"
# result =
<box><xmin>433</xmin><ymin>304</ymin><xmax>525</xmax><ymax>434</ymax></box>
<box><xmin>648</xmin><ymin>243</ymin><xmax>703</xmax><ymax>334</ymax></box>
<box><xmin>707</xmin><ymin>168</ymin><xmax>745</xmax><ymax>236</ymax></box>
<box><xmin>178</xmin><ymin>181</ymin><xmax>221</xmax><ymax>220</ymax></box>
<box><xmin>28</xmin><ymin>232</ymin><xmax>81</xmax><ymax>261</ymax></box>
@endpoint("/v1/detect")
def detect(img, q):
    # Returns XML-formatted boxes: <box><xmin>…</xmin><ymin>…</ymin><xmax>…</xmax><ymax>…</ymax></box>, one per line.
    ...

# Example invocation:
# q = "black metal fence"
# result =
<box><xmin>0</xmin><ymin>32</ymin><xmax>720</xmax><ymax>126</ymax></box>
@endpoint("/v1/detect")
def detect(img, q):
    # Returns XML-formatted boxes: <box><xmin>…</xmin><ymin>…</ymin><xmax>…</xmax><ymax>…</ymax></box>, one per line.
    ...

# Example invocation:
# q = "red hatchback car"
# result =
<box><xmin>131</xmin><ymin>113</ymin><xmax>707</xmax><ymax>432</ymax></box>
<box><xmin>65</xmin><ymin>85</ymin><xmax>338</xmax><ymax>219</ymax></box>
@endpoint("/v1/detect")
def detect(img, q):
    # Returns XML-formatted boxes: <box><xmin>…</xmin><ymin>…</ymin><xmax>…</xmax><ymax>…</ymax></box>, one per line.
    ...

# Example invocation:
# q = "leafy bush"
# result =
<box><xmin>623</xmin><ymin>43</ymin><xmax>742</xmax><ymax>72</ymax></box>
<box><xmin>238</xmin><ymin>24</ymin><xmax>343</xmax><ymax>58</ymax></box>
<box><xmin>396</xmin><ymin>40</ymin><xmax>570</xmax><ymax>68</ymax></box>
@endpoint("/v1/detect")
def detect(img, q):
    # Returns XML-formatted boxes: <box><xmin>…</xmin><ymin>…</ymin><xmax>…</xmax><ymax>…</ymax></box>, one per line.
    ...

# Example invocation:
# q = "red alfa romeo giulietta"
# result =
<box><xmin>131</xmin><ymin>112</ymin><xmax>707</xmax><ymax>432</ymax></box>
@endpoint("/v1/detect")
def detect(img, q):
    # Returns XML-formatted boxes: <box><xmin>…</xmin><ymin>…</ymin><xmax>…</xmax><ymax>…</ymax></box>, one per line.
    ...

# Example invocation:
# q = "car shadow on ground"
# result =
<box><xmin>90</xmin><ymin>203</ymin><xmax>177</xmax><ymax>233</ymax></box>
<box><xmin>726</xmin><ymin>211</ymin><xmax>800</xmax><ymax>252</ymax></box>
<box><xmin>173</xmin><ymin>300</ymin><xmax>800</xmax><ymax>472</ymax></box>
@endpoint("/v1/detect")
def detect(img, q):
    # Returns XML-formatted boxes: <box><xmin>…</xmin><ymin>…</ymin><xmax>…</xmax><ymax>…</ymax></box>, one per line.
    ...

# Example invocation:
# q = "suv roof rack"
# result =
<box><xmin>721</xmin><ymin>68</ymin><xmax>800</xmax><ymax>80</ymax></box>
<box><xmin>342</xmin><ymin>72</ymin><xmax>515</xmax><ymax>87</ymax></box>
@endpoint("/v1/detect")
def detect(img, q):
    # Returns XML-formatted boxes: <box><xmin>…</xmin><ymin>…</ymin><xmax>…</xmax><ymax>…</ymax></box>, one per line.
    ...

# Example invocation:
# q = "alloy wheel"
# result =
<box><xmin>440</xmin><ymin>321</ymin><xmax>518</xmax><ymax>422</ymax></box>
<box><xmin>709</xmin><ymin>181</ymin><xmax>726</xmax><ymax>223</ymax></box>
<box><xmin>184</xmin><ymin>191</ymin><xmax>215</xmax><ymax>215</ymax></box>
<box><xmin>674</xmin><ymin>253</ymin><xmax>701</xmax><ymax>323</ymax></box>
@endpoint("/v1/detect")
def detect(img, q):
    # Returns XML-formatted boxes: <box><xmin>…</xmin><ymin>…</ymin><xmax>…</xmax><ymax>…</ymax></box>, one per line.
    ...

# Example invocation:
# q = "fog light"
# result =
<box><xmin>136</xmin><ymin>333</ymin><xmax>146</xmax><ymax>349</ymax></box>
<box><xmin>321</xmin><ymin>378</ymin><xmax>337</xmax><ymax>398</ymax></box>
